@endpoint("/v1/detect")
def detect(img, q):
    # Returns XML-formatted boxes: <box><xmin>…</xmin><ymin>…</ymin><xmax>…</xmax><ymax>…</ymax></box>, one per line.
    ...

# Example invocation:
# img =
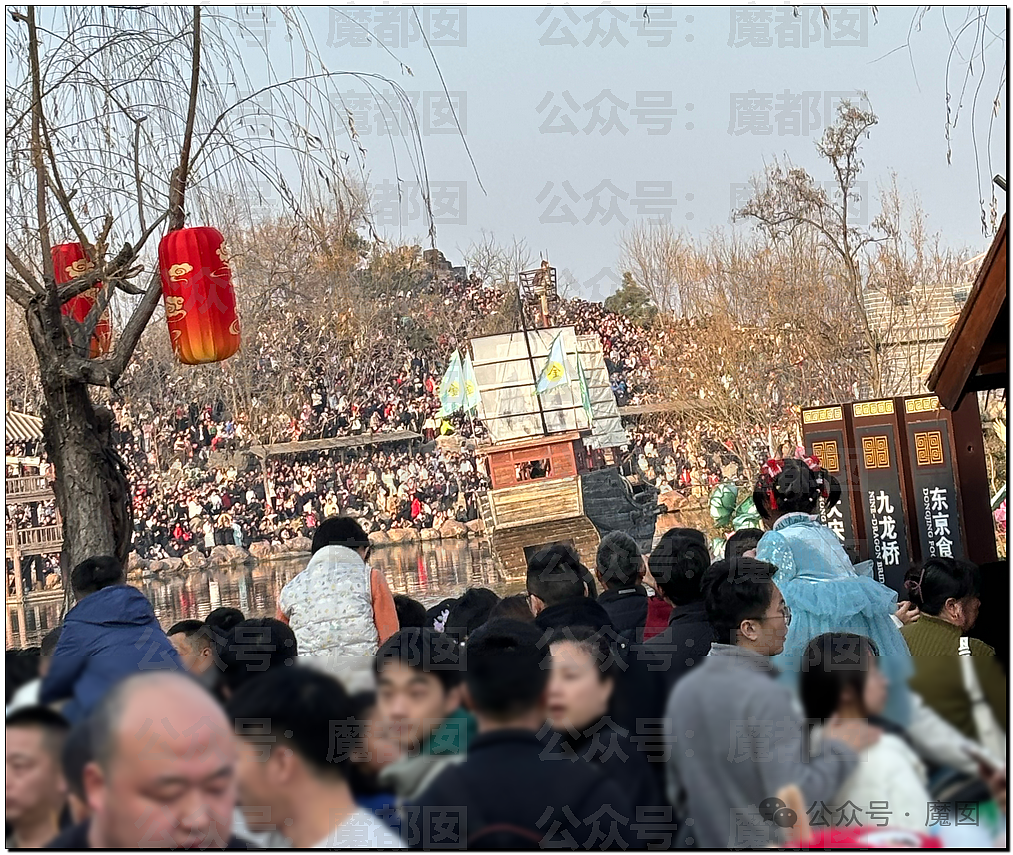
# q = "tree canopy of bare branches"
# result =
<box><xmin>617</xmin><ymin>102</ymin><xmax>974</xmax><ymax>454</ymax></box>
<box><xmin>4</xmin><ymin>5</ymin><xmax>442</xmax><ymax>580</ymax></box>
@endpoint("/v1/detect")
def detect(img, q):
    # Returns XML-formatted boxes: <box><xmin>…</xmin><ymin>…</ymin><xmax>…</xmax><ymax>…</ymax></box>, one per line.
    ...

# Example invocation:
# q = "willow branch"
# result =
<box><xmin>134</xmin><ymin>117</ymin><xmax>147</xmax><ymax>233</ymax></box>
<box><xmin>27</xmin><ymin>8</ymin><xmax>55</xmax><ymax>287</ymax></box>
<box><xmin>52</xmin><ymin>208</ymin><xmax>168</xmax><ymax>305</ymax></box>
<box><xmin>97</xmin><ymin>8</ymin><xmax>201</xmax><ymax>386</ymax></box>
<box><xmin>131</xmin><ymin>210</ymin><xmax>169</xmax><ymax>260</ymax></box>
<box><xmin>39</xmin><ymin>108</ymin><xmax>94</xmax><ymax>258</ymax></box>
<box><xmin>167</xmin><ymin>5</ymin><xmax>201</xmax><ymax>231</ymax></box>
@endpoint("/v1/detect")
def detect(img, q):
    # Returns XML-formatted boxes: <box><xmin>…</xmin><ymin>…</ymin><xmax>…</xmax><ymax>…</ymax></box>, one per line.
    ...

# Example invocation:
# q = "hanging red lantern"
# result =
<box><xmin>51</xmin><ymin>242</ymin><xmax>113</xmax><ymax>358</ymax></box>
<box><xmin>157</xmin><ymin>227</ymin><xmax>241</xmax><ymax>365</ymax></box>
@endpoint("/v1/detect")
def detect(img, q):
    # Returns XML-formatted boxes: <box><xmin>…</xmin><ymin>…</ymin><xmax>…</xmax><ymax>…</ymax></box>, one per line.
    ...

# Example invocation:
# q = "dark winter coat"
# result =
<box><xmin>637</xmin><ymin>598</ymin><xmax>715</xmax><ymax>696</ymax></box>
<box><xmin>534</xmin><ymin>597</ymin><xmax>613</xmax><ymax>633</ymax></box>
<box><xmin>405</xmin><ymin>729</ymin><xmax>636</xmax><ymax>849</ymax></box>
<box><xmin>40</xmin><ymin>584</ymin><xmax>183</xmax><ymax>723</ymax></box>
<box><xmin>597</xmin><ymin>585</ymin><xmax>649</xmax><ymax>641</ymax></box>
<box><xmin>538</xmin><ymin>715</ymin><xmax>662</xmax><ymax>816</ymax></box>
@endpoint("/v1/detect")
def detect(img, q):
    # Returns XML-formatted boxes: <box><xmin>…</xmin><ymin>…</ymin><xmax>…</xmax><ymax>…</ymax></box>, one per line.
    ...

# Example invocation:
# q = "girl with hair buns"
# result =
<box><xmin>753</xmin><ymin>453</ymin><xmax>914</xmax><ymax>727</ymax></box>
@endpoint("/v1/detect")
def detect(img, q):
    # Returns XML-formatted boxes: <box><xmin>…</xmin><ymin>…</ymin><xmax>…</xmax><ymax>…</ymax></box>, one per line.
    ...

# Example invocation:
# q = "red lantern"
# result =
<box><xmin>157</xmin><ymin>227</ymin><xmax>241</xmax><ymax>365</ymax></box>
<box><xmin>51</xmin><ymin>243</ymin><xmax>113</xmax><ymax>358</ymax></box>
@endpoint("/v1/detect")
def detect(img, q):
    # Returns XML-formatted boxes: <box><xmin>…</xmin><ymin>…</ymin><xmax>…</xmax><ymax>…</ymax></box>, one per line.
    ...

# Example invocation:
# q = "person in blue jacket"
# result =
<box><xmin>753</xmin><ymin>455</ymin><xmax>914</xmax><ymax>728</ymax></box>
<box><xmin>40</xmin><ymin>556</ymin><xmax>182</xmax><ymax>723</ymax></box>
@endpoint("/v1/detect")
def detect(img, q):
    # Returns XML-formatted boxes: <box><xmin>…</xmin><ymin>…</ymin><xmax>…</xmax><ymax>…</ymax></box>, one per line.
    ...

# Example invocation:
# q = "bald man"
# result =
<box><xmin>45</xmin><ymin>672</ymin><xmax>247</xmax><ymax>849</ymax></box>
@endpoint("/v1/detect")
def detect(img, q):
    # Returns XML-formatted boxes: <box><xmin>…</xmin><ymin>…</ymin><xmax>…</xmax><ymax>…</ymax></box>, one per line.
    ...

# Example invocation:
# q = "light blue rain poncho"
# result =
<box><xmin>756</xmin><ymin>512</ymin><xmax>913</xmax><ymax>727</ymax></box>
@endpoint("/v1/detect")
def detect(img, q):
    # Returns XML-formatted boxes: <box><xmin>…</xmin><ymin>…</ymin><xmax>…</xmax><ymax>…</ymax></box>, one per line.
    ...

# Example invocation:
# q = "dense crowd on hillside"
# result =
<box><xmin>6</xmin><ymin>263</ymin><xmax>789</xmax><ymax>578</ymax></box>
<box><xmin>555</xmin><ymin>297</ymin><xmax>659</xmax><ymax>406</ymax></box>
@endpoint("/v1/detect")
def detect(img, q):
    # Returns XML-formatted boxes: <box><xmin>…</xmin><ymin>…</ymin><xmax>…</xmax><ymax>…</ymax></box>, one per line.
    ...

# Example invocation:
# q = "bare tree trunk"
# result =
<box><xmin>25</xmin><ymin>7</ymin><xmax>128</xmax><ymax>601</ymax></box>
<box><xmin>19</xmin><ymin>6</ymin><xmax>200</xmax><ymax>601</ymax></box>
<box><xmin>36</xmin><ymin>360</ymin><xmax>131</xmax><ymax>598</ymax></box>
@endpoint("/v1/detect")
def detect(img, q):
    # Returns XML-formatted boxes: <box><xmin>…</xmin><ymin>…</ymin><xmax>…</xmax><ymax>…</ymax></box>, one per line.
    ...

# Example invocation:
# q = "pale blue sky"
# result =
<box><xmin>242</xmin><ymin>6</ymin><xmax>1008</xmax><ymax>297</ymax></box>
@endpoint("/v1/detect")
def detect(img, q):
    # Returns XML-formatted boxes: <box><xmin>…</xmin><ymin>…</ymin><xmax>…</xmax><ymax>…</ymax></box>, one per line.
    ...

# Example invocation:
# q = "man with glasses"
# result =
<box><xmin>276</xmin><ymin>516</ymin><xmax>399</xmax><ymax>691</ymax></box>
<box><xmin>665</xmin><ymin>557</ymin><xmax>881</xmax><ymax>848</ymax></box>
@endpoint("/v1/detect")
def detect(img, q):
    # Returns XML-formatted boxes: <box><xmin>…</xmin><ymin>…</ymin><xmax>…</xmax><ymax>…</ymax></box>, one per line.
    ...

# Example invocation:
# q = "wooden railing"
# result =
<box><xmin>5</xmin><ymin>475</ymin><xmax>53</xmax><ymax>502</ymax></box>
<box><xmin>6</xmin><ymin>524</ymin><xmax>63</xmax><ymax>556</ymax></box>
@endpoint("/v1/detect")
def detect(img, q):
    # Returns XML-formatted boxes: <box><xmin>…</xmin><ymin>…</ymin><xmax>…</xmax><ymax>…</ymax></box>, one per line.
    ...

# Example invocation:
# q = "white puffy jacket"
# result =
<box><xmin>279</xmin><ymin>545</ymin><xmax>378</xmax><ymax>662</ymax></box>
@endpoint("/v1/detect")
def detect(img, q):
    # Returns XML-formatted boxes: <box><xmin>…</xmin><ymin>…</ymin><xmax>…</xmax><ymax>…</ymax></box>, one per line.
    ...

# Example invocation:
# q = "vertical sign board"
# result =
<box><xmin>801</xmin><ymin>405</ymin><xmax>861</xmax><ymax>559</ymax></box>
<box><xmin>850</xmin><ymin>399</ymin><xmax>912</xmax><ymax>595</ymax></box>
<box><xmin>897</xmin><ymin>395</ymin><xmax>965</xmax><ymax>564</ymax></box>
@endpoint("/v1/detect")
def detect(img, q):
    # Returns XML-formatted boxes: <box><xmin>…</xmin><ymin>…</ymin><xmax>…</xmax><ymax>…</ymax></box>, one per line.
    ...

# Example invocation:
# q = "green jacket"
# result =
<box><xmin>901</xmin><ymin>614</ymin><xmax>1006</xmax><ymax>741</ymax></box>
<box><xmin>379</xmin><ymin>708</ymin><xmax>477</xmax><ymax>802</ymax></box>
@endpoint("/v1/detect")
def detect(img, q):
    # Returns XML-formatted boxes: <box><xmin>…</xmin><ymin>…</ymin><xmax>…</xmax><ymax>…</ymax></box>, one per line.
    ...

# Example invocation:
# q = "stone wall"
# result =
<box><xmin>125</xmin><ymin>520</ymin><xmax>488</xmax><ymax>577</ymax></box>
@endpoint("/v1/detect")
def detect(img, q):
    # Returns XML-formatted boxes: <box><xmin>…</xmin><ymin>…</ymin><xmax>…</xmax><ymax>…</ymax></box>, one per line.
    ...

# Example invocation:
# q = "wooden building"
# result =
<box><xmin>928</xmin><ymin>214</ymin><xmax>1007</xmax><ymax>409</ymax></box>
<box><xmin>926</xmin><ymin>212</ymin><xmax>1007</xmax><ymax>566</ymax></box>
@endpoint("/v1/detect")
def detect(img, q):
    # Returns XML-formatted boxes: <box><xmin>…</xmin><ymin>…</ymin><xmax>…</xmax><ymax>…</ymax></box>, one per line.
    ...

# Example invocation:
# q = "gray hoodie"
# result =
<box><xmin>666</xmin><ymin>643</ymin><xmax>858</xmax><ymax>848</ymax></box>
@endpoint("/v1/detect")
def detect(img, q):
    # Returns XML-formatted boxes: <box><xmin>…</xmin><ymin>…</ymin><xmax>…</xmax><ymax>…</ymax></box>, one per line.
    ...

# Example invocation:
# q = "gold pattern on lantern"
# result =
<box><xmin>228</xmin><ymin>318</ymin><xmax>240</xmax><ymax>336</ymax></box>
<box><xmin>167</xmin><ymin>263</ymin><xmax>193</xmax><ymax>283</ymax></box>
<box><xmin>216</xmin><ymin>243</ymin><xmax>231</xmax><ymax>266</ymax></box>
<box><xmin>65</xmin><ymin>258</ymin><xmax>94</xmax><ymax>278</ymax></box>
<box><xmin>164</xmin><ymin>296</ymin><xmax>187</xmax><ymax>320</ymax></box>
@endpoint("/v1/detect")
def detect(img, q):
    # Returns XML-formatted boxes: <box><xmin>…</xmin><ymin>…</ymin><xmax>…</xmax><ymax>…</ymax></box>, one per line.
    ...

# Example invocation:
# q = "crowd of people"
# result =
<box><xmin>121</xmin><ymin>444</ymin><xmax>489</xmax><ymax>563</ymax></box>
<box><xmin>5</xmin><ymin>458</ymin><xmax>1008</xmax><ymax>849</ymax></box>
<box><xmin>7</xmin><ymin>267</ymin><xmax>792</xmax><ymax>576</ymax></box>
<box><xmin>554</xmin><ymin>297</ymin><xmax>659</xmax><ymax>408</ymax></box>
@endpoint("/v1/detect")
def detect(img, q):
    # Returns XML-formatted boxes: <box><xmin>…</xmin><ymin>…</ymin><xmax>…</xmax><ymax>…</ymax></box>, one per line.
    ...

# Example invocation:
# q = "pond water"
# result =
<box><xmin>6</xmin><ymin>540</ymin><xmax>522</xmax><ymax>649</ymax></box>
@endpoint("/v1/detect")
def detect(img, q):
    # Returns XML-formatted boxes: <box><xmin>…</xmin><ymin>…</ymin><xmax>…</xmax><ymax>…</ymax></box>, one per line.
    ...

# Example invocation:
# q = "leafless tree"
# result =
<box><xmin>866</xmin><ymin>178</ymin><xmax>974</xmax><ymax>395</ymax></box>
<box><xmin>4</xmin><ymin>6</ymin><xmax>441</xmax><ymax>581</ymax></box>
<box><xmin>460</xmin><ymin>230</ymin><xmax>533</xmax><ymax>291</ymax></box>
<box><xmin>876</xmin><ymin>6</ymin><xmax>1006</xmax><ymax>234</ymax></box>
<box><xmin>618</xmin><ymin>222</ymin><xmax>704</xmax><ymax>317</ymax></box>
<box><xmin>616</xmin><ymin>160</ymin><xmax>971</xmax><ymax>462</ymax></box>
<box><xmin>735</xmin><ymin>101</ymin><xmax>897</xmax><ymax>397</ymax></box>
<box><xmin>5</xmin><ymin>312</ymin><xmax>45</xmax><ymax>415</ymax></box>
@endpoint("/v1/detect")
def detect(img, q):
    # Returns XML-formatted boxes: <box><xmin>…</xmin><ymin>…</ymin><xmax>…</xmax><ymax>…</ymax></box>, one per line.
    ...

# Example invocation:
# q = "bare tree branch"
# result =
<box><xmin>27</xmin><ymin>7</ymin><xmax>54</xmax><ymax>288</ymax></box>
<box><xmin>53</xmin><ymin>266</ymin><xmax>106</xmax><ymax>302</ymax></box>
<box><xmin>133</xmin><ymin>116</ymin><xmax>147</xmax><ymax>232</ymax></box>
<box><xmin>167</xmin><ymin>5</ymin><xmax>200</xmax><ymax>231</ymax></box>
<box><xmin>80</xmin><ymin>280</ymin><xmax>115</xmax><ymax>346</ymax></box>
<box><xmin>736</xmin><ymin>102</ymin><xmax>889</xmax><ymax>395</ymax></box>
<box><xmin>39</xmin><ymin>107</ymin><xmax>94</xmax><ymax>256</ymax></box>
<box><xmin>6</xmin><ymin>243</ymin><xmax>44</xmax><ymax>293</ymax></box>
<box><xmin>95</xmin><ymin>9</ymin><xmax>200</xmax><ymax>385</ymax></box>
<box><xmin>6</xmin><ymin>275</ymin><xmax>34</xmax><ymax>307</ymax></box>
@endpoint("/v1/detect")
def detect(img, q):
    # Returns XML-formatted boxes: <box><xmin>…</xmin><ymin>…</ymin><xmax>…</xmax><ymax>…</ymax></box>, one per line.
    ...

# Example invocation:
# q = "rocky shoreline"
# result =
<box><xmin>125</xmin><ymin>518</ymin><xmax>487</xmax><ymax>577</ymax></box>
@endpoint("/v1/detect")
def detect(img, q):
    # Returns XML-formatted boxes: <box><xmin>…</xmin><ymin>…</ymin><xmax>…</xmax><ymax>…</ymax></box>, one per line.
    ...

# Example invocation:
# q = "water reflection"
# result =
<box><xmin>6</xmin><ymin>540</ymin><xmax>523</xmax><ymax>649</ymax></box>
